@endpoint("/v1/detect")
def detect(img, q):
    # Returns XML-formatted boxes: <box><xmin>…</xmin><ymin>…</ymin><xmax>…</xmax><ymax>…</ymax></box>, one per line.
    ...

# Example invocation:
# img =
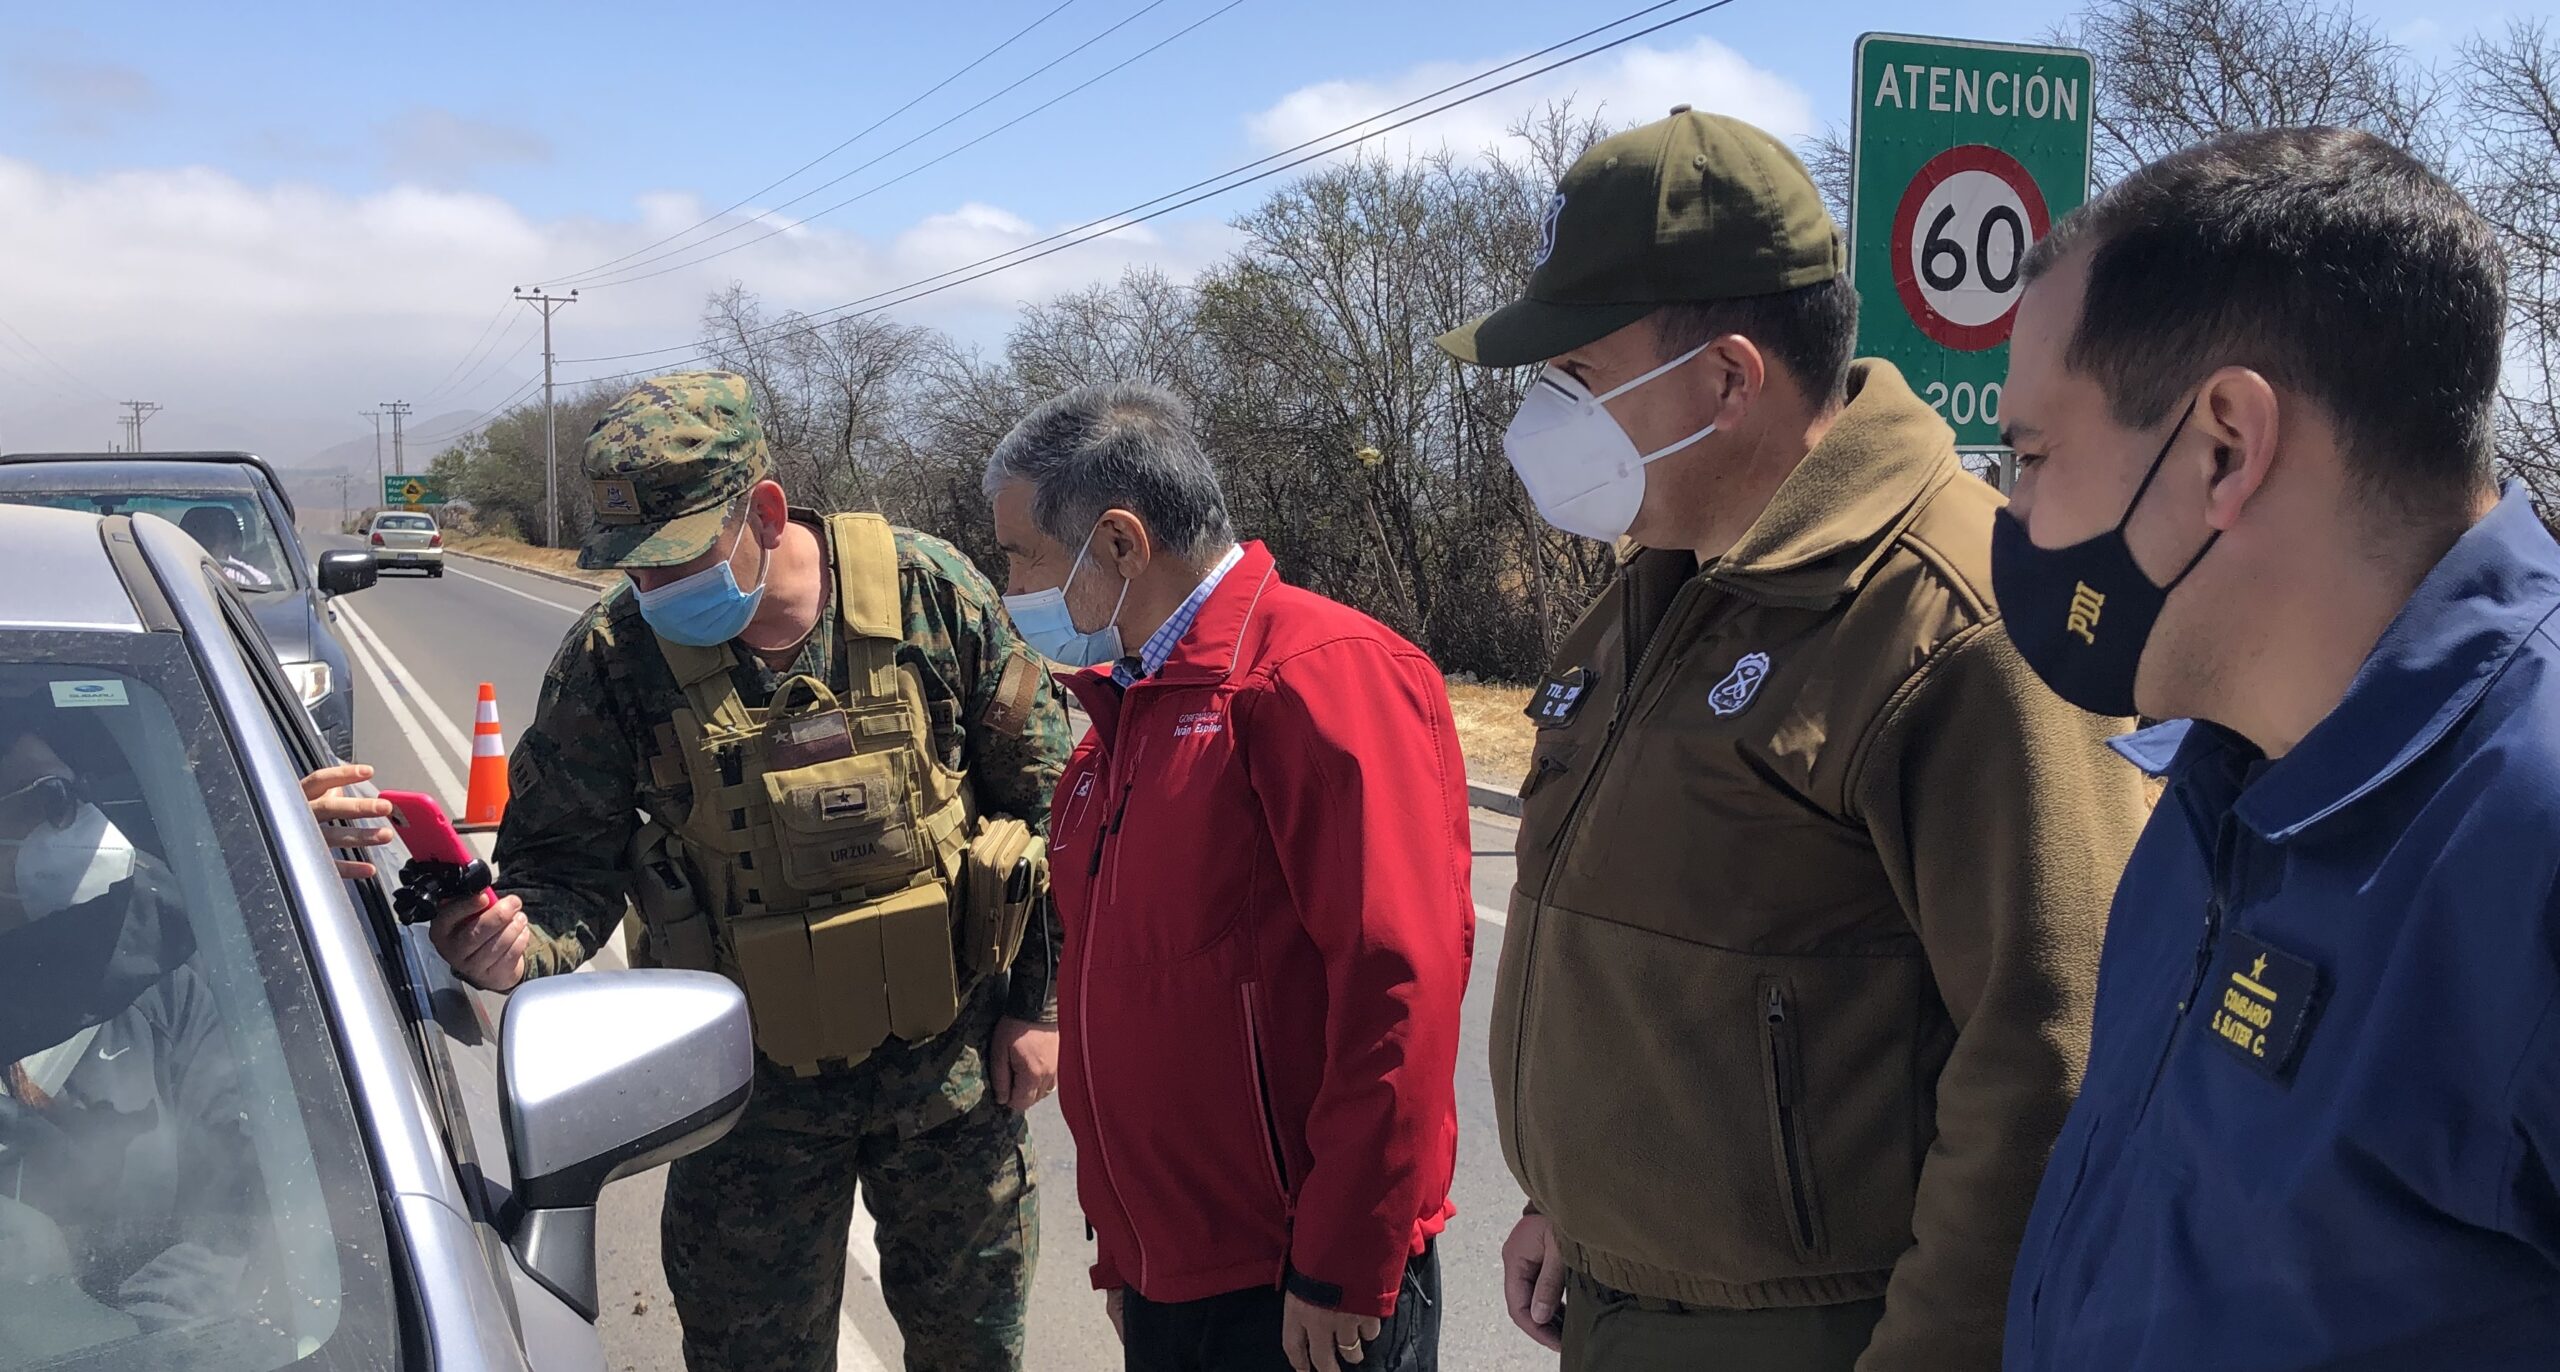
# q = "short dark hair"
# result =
<box><xmin>1651</xmin><ymin>274</ymin><xmax>1860</xmax><ymax>409</ymax></box>
<box><xmin>2023</xmin><ymin>126</ymin><xmax>2506</xmax><ymax>521</ymax></box>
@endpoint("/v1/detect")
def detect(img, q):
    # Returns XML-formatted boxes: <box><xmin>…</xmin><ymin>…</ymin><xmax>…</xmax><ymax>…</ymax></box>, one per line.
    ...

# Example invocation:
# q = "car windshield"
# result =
<box><xmin>0</xmin><ymin>494</ymin><xmax>296</xmax><ymax>596</ymax></box>
<box><xmin>371</xmin><ymin>517</ymin><xmax>432</xmax><ymax>534</ymax></box>
<box><xmin>0</xmin><ymin>633</ymin><xmax>396</xmax><ymax>1372</ymax></box>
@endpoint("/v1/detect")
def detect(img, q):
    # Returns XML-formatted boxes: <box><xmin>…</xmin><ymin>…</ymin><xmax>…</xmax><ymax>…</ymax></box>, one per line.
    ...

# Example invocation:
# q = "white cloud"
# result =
<box><xmin>1246</xmin><ymin>36</ymin><xmax>1817</xmax><ymax>166</ymax></box>
<box><xmin>0</xmin><ymin>157</ymin><xmax>1238</xmax><ymax>465</ymax></box>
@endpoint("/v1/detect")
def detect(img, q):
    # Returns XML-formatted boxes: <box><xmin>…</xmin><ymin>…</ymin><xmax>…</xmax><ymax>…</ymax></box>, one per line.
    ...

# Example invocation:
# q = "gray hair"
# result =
<box><xmin>983</xmin><ymin>382</ymin><xmax>1234</xmax><ymax>561</ymax></box>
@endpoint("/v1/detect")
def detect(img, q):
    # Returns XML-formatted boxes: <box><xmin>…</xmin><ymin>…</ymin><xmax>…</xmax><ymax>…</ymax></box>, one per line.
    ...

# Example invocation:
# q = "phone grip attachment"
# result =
<box><xmin>394</xmin><ymin>857</ymin><xmax>495</xmax><ymax>925</ymax></box>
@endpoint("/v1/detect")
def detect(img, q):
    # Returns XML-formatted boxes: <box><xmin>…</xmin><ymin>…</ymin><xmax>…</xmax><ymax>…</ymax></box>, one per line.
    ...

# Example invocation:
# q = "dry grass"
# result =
<box><xmin>448</xmin><ymin>535</ymin><xmax>616</xmax><ymax>588</ymax></box>
<box><xmin>1446</xmin><ymin>680</ymin><xmax>1534</xmax><ymax>785</ymax></box>
<box><xmin>440</xmin><ymin>535</ymin><xmax>1537</xmax><ymax>784</ymax></box>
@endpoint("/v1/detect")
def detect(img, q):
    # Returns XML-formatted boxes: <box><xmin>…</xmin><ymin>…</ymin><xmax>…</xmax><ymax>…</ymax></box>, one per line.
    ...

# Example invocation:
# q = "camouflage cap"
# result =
<box><xmin>578</xmin><ymin>370</ymin><xmax>773</xmax><ymax>570</ymax></box>
<box><xmin>1437</xmin><ymin>107</ymin><xmax>1845</xmax><ymax>368</ymax></box>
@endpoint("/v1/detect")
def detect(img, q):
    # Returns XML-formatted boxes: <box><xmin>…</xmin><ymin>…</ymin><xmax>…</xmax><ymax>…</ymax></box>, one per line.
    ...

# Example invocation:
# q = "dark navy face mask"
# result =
<box><xmin>1990</xmin><ymin>399</ymin><xmax>2216</xmax><ymax>718</ymax></box>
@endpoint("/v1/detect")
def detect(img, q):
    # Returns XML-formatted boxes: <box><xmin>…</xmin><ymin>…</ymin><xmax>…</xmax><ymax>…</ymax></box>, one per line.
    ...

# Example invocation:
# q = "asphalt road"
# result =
<box><xmin>304</xmin><ymin>532</ymin><xmax>1548</xmax><ymax>1372</ymax></box>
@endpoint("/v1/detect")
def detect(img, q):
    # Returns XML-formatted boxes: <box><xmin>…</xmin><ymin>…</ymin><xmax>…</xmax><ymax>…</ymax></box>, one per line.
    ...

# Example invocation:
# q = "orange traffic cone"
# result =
<box><xmin>458</xmin><ymin>683</ymin><xmax>510</xmax><ymax>832</ymax></box>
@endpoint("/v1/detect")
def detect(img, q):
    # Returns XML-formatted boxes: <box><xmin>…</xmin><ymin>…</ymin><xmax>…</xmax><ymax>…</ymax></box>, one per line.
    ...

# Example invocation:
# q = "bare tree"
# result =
<box><xmin>2460</xmin><ymin>22</ymin><xmax>2560</xmax><ymax>514</ymax></box>
<box><xmin>2062</xmin><ymin>0</ymin><xmax>2447</xmax><ymax>186</ymax></box>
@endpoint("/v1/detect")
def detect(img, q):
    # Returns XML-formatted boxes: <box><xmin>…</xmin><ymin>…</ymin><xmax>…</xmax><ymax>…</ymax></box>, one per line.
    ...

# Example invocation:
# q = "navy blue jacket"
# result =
<box><xmin>2007</xmin><ymin>486</ymin><xmax>2560</xmax><ymax>1371</ymax></box>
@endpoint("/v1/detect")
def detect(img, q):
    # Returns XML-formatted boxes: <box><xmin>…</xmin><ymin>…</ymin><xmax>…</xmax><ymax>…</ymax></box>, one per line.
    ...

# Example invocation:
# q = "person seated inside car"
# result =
<box><xmin>0</xmin><ymin>714</ymin><xmax>267</xmax><ymax>1359</ymax></box>
<box><xmin>177</xmin><ymin>506</ymin><xmax>276</xmax><ymax>592</ymax></box>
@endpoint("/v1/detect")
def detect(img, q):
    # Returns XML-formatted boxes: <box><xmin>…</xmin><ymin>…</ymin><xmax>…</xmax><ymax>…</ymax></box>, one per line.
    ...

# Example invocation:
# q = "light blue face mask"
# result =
<box><xmin>1002</xmin><ymin>524</ymin><xmax>1129</xmax><ymax>668</ymax></box>
<box><xmin>634</xmin><ymin>512</ymin><xmax>767</xmax><ymax>648</ymax></box>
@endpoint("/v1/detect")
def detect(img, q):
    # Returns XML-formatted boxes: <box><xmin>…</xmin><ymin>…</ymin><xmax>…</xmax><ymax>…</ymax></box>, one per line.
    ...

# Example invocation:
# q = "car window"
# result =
<box><xmin>370</xmin><ymin>516</ymin><xmax>434</xmax><ymax>534</ymax></box>
<box><xmin>0</xmin><ymin>493</ymin><xmax>295</xmax><ymax>595</ymax></box>
<box><xmin>0</xmin><ymin>632</ymin><xmax>396</xmax><ymax>1372</ymax></box>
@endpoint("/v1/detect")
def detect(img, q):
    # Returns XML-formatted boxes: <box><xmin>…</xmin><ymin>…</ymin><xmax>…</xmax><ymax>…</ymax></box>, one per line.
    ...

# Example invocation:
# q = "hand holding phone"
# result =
<box><xmin>378</xmin><ymin>790</ymin><xmax>494</xmax><ymax>924</ymax></box>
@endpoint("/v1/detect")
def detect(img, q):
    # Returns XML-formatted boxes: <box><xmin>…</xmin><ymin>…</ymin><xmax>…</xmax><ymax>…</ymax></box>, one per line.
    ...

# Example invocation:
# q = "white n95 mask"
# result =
<box><xmin>15</xmin><ymin>799</ymin><xmax>138</xmax><ymax>919</ymax></box>
<box><xmin>1502</xmin><ymin>342</ymin><xmax>1716</xmax><ymax>544</ymax></box>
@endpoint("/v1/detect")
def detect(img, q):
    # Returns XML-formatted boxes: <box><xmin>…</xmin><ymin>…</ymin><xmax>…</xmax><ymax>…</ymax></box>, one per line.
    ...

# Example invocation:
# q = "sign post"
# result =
<box><xmin>381</xmin><ymin>475</ymin><xmax>445</xmax><ymax>508</ymax></box>
<box><xmin>1850</xmin><ymin>34</ymin><xmax>2093</xmax><ymax>487</ymax></box>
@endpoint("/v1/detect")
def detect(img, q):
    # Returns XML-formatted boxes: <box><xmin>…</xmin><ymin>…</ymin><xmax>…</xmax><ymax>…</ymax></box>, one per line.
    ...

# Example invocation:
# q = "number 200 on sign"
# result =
<box><xmin>1924</xmin><ymin>380</ymin><xmax>2002</xmax><ymax>426</ymax></box>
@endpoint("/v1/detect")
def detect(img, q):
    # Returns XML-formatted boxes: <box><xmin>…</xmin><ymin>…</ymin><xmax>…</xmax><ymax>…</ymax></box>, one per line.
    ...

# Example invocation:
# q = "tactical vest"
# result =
<box><xmin>637</xmin><ymin>513</ymin><xmax>978</xmax><ymax>1075</ymax></box>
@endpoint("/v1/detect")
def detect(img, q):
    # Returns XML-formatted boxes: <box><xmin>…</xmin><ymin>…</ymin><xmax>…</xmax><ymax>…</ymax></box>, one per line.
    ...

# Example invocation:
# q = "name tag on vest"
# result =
<box><xmin>2203</xmin><ymin>930</ymin><xmax>2322</xmax><ymax>1083</ymax></box>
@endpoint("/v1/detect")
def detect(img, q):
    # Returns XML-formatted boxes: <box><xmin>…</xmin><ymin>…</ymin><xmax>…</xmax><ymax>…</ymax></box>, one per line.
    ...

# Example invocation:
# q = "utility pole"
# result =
<box><xmin>514</xmin><ymin>287</ymin><xmax>577</xmax><ymax>548</ymax></box>
<box><xmin>117</xmin><ymin>401</ymin><xmax>161</xmax><ymax>453</ymax></box>
<box><xmin>380</xmin><ymin>401</ymin><xmax>412</xmax><ymax>476</ymax></box>
<box><xmin>360</xmin><ymin>410</ymin><xmax>383</xmax><ymax>508</ymax></box>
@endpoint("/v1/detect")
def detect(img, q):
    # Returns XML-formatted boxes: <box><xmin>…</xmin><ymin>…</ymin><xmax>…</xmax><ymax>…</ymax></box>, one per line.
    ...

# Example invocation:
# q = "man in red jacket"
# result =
<box><xmin>983</xmin><ymin>382</ymin><xmax>1473</xmax><ymax>1372</ymax></box>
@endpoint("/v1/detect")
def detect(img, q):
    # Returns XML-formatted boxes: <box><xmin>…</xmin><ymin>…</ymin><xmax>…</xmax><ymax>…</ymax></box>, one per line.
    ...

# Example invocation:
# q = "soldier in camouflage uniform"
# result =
<box><xmin>428</xmin><ymin>371</ymin><xmax>1074</xmax><ymax>1372</ymax></box>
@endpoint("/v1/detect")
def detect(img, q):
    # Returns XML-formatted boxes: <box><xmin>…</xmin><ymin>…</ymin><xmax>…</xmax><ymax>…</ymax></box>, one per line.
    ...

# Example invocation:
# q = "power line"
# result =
<box><xmin>557</xmin><ymin>0</ymin><xmax>1192</xmax><ymax>290</ymax></box>
<box><xmin>0</xmin><ymin>310</ymin><xmax>111</xmax><ymax>401</ymax></box>
<box><xmin>441</xmin><ymin>316</ymin><xmax>544</xmax><ymax>405</ymax></box>
<box><xmin>574</xmin><ymin>0</ymin><xmax>1251</xmax><ymax>292</ymax></box>
<box><xmin>403</xmin><ymin>371</ymin><xmax>547</xmax><ymax>450</ymax></box>
<box><xmin>416</xmin><ymin>300</ymin><xmax>517</xmax><ymax>404</ymax></box>
<box><xmin>542</xmin><ymin>0</ymin><xmax>1085</xmax><ymax>287</ymax></box>
<box><xmin>558</xmin><ymin>0</ymin><xmax>1727</xmax><ymax>379</ymax></box>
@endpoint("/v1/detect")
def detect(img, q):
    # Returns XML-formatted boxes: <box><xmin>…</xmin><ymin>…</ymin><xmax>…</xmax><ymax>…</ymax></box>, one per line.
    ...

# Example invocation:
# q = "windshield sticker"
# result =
<box><xmin>50</xmin><ymin>680</ymin><xmax>131</xmax><ymax>708</ymax></box>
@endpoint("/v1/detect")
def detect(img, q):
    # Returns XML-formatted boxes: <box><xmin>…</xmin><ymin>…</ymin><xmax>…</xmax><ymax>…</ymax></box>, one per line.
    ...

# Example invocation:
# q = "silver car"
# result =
<box><xmin>367</xmin><ymin>511</ymin><xmax>445</xmax><ymax>577</ymax></box>
<box><xmin>0</xmin><ymin>504</ymin><xmax>750</xmax><ymax>1371</ymax></box>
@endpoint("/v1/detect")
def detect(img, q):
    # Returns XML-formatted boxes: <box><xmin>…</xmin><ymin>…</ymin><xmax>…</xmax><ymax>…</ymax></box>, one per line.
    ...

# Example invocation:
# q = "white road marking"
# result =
<box><xmin>337</xmin><ymin>600</ymin><xmax>479</xmax><ymax>767</ymax></box>
<box><xmin>444</xmin><ymin>562</ymin><xmax>596</xmax><ymax>617</ymax></box>
<box><xmin>1477</xmin><ymin>901</ymin><xmax>1508</xmax><ymax>929</ymax></box>
<box><xmin>838</xmin><ymin>1203</ymin><xmax>892</xmax><ymax>1370</ymax></box>
<box><xmin>336</xmin><ymin>605</ymin><xmax>477</xmax><ymax>841</ymax></box>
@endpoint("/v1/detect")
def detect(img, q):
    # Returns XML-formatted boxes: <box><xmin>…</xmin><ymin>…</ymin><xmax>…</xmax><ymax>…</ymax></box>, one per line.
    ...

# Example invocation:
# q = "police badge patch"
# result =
<box><xmin>1709</xmin><ymin>652</ymin><xmax>1771</xmax><ymax>717</ymax></box>
<box><xmin>1532</xmin><ymin>194</ymin><xmax>1566</xmax><ymax>268</ymax></box>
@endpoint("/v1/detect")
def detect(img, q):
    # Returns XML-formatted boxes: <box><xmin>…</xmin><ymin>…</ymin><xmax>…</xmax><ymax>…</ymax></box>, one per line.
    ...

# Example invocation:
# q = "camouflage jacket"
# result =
<box><xmin>494</xmin><ymin>511</ymin><xmax>1073</xmax><ymax>1027</ymax></box>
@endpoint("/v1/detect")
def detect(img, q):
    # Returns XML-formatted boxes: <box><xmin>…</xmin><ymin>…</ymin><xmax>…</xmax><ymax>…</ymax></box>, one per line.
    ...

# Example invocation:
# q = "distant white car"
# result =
<box><xmin>368</xmin><ymin>510</ymin><xmax>444</xmax><ymax>576</ymax></box>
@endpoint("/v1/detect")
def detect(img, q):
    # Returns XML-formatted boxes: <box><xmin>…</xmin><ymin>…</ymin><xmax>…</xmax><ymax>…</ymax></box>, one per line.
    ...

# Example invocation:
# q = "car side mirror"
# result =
<box><xmin>317</xmin><ymin>550</ymin><xmax>377</xmax><ymax>597</ymax></box>
<box><xmin>499</xmin><ymin>969</ymin><xmax>752</xmax><ymax>1319</ymax></box>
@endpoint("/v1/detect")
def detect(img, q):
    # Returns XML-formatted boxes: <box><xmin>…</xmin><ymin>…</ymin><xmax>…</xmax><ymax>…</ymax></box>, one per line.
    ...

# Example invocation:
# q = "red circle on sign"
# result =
<box><xmin>1890</xmin><ymin>144</ymin><xmax>2052</xmax><ymax>351</ymax></box>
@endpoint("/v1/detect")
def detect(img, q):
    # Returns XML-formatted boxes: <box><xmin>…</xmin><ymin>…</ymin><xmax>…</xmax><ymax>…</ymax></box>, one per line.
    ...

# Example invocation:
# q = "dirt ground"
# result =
<box><xmin>449</xmin><ymin>535</ymin><xmax>614</xmax><ymax>587</ymax></box>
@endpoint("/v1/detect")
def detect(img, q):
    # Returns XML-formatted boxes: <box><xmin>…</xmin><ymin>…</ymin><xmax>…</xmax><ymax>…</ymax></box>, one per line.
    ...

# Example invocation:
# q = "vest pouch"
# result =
<box><xmin>812</xmin><ymin>880</ymin><xmax>960</xmax><ymax>1045</ymax></box>
<box><xmin>762</xmin><ymin>750</ymin><xmax>919</xmax><ymax>896</ymax></box>
<box><xmin>628</xmin><ymin>822</ymin><xmax>716</xmax><ymax>972</ymax></box>
<box><xmin>729</xmin><ymin>909</ymin><xmax>842</xmax><ymax>1075</ymax></box>
<box><xmin>962</xmin><ymin>819</ymin><xmax>1047</xmax><ymax>977</ymax></box>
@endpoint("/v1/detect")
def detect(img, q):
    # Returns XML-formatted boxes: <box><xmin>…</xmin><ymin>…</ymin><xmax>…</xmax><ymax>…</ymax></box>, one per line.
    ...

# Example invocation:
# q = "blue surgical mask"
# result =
<box><xmin>635</xmin><ymin>513</ymin><xmax>768</xmax><ymax>648</ymax></box>
<box><xmin>1003</xmin><ymin>524</ymin><xmax>1129</xmax><ymax>668</ymax></box>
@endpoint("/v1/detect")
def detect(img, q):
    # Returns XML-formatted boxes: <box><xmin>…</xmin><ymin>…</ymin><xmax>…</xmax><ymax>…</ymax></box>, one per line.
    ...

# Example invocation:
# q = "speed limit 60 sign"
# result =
<box><xmin>1850</xmin><ymin>34</ymin><xmax>2092</xmax><ymax>457</ymax></box>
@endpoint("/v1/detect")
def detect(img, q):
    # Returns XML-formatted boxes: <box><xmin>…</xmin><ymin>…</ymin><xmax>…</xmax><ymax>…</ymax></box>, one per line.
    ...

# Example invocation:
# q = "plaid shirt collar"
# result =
<box><xmin>1113</xmin><ymin>543</ymin><xmax>1244</xmax><ymax>688</ymax></box>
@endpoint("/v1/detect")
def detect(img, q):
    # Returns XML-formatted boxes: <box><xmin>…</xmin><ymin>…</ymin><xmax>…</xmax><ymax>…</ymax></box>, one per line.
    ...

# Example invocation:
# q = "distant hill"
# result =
<box><xmin>278</xmin><ymin>410</ymin><xmax>480</xmax><ymax>523</ymax></box>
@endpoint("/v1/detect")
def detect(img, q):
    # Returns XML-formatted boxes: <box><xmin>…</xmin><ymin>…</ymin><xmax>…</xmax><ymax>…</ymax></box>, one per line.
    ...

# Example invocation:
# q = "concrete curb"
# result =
<box><xmin>1467</xmin><ymin>782</ymin><xmax>1523</xmax><ymax>818</ymax></box>
<box><xmin>445</xmin><ymin>548</ymin><xmax>612</xmax><ymax>594</ymax></box>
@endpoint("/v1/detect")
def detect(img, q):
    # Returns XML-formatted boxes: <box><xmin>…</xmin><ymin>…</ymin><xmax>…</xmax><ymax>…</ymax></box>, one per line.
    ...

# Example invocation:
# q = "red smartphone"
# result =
<box><xmin>378</xmin><ymin>790</ymin><xmax>475</xmax><ymax>865</ymax></box>
<box><xmin>378</xmin><ymin>789</ymin><xmax>494</xmax><ymax>923</ymax></box>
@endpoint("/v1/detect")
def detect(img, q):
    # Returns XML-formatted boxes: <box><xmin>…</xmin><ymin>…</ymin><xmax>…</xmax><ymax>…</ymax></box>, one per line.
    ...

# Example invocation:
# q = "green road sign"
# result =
<box><xmin>382</xmin><ymin>475</ymin><xmax>445</xmax><ymax>506</ymax></box>
<box><xmin>1850</xmin><ymin>33</ymin><xmax>2093</xmax><ymax>458</ymax></box>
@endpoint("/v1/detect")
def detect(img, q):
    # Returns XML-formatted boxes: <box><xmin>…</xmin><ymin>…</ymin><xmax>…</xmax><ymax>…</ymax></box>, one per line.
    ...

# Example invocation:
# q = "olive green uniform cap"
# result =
<box><xmin>578</xmin><ymin>370</ymin><xmax>774</xmax><ymax>570</ymax></box>
<box><xmin>1437</xmin><ymin>107</ymin><xmax>1845</xmax><ymax>368</ymax></box>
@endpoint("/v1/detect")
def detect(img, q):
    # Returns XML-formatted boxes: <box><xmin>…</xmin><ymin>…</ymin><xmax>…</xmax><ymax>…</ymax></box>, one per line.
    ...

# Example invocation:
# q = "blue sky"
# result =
<box><xmin>0</xmin><ymin>0</ymin><xmax>2535</xmax><ymax>461</ymax></box>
